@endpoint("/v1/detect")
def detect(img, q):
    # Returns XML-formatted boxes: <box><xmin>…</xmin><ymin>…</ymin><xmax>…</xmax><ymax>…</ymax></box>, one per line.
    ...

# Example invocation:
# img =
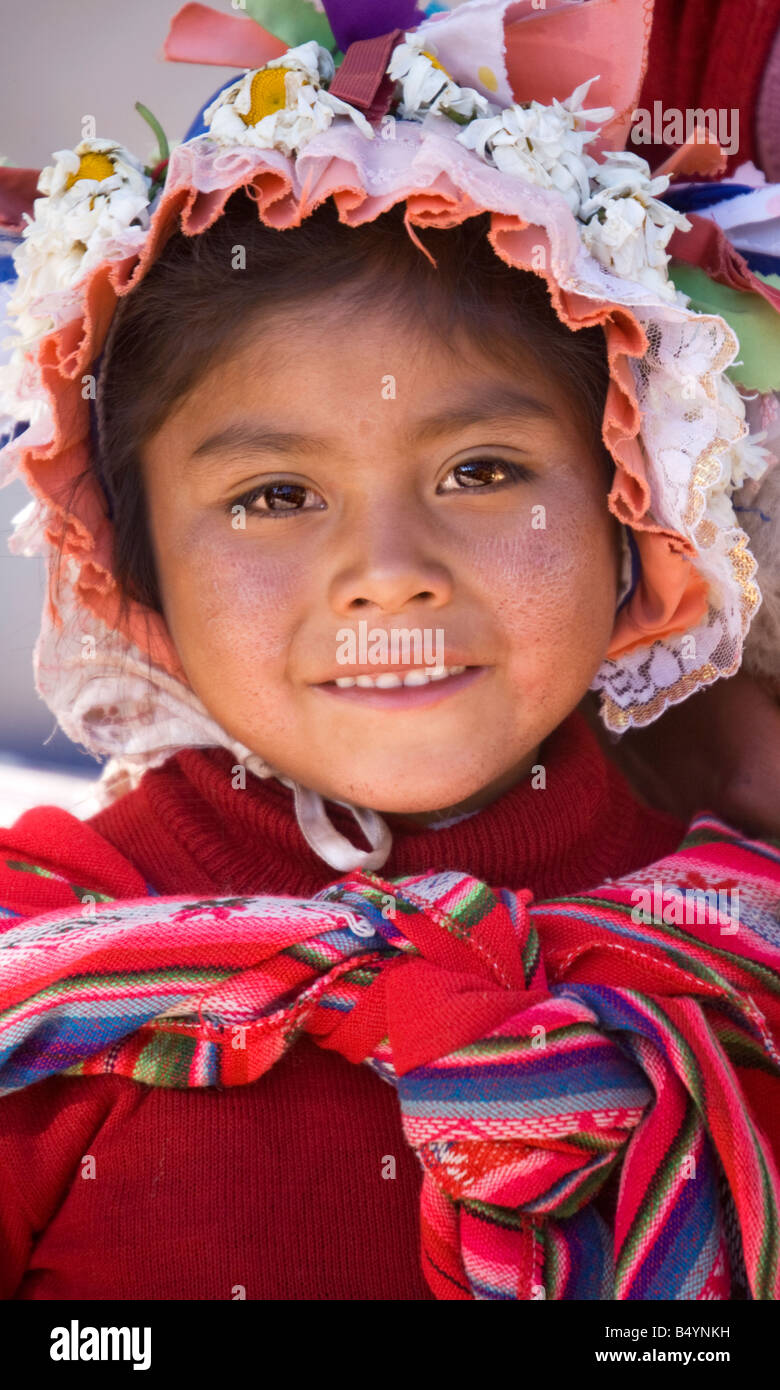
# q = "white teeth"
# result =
<box><xmin>332</xmin><ymin>665</ymin><xmax>470</xmax><ymax>688</ymax></box>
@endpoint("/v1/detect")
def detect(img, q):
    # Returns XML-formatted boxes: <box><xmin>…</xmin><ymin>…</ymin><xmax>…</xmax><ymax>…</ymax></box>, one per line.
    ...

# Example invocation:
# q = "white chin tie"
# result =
<box><xmin>277</xmin><ymin>777</ymin><xmax>393</xmax><ymax>872</ymax></box>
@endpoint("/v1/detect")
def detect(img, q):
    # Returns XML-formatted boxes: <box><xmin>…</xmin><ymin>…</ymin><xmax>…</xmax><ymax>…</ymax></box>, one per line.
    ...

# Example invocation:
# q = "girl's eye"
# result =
<box><xmin>437</xmin><ymin>458</ymin><xmax>533</xmax><ymax>492</ymax></box>
<box><xmin>228</xmin><ymin>458</ymin><xmax>531</xmax><ymax>516</ymax></box>
<box><xmin>230</xmin><ymin>481</ymin><xmax>325</xmax><ymax>516</ymax></box>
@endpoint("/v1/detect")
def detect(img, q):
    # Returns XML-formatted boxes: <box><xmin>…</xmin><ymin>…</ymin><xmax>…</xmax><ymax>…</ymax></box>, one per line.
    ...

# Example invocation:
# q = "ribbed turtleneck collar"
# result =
<box><xmin>89</xmin><ymin>710</ymin><xmax>685</xmax><ymax>901</ymax></box>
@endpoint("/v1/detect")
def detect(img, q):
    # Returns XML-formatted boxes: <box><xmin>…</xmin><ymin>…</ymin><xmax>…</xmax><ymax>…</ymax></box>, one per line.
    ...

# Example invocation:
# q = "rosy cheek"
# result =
<box><xmin>165</xmin><ymin>523</ymin><xmax>308</xmax><ymax>665</ymax></box>
<box><xmin>462</xmin><ymin>503</ymin><xmax>615</xmax><ymax>702</ymax></box>
<box><xmin>466</xmin><ymin>512</ymin><xmax>592</xmax><ymax>616</ymax></box>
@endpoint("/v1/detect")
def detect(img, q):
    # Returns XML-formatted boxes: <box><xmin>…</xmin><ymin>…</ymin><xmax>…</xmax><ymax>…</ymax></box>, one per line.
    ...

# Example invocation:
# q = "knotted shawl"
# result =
<box><xmin>1</xmin><ymin>813</ymin><xmax>779</xmax><ymax>1301</ymax></box>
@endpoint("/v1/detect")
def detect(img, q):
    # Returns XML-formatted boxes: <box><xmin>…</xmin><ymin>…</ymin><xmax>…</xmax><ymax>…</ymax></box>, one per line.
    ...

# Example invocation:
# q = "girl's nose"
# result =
<box><xmin>328</xmin><ymin>525</ymin><xmax>454</xmax><ymax>617</ymax></box>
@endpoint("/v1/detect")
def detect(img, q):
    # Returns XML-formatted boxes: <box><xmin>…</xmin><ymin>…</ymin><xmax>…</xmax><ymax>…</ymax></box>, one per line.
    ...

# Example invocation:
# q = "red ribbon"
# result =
<box><xmin>328</xmin><ymin>29</ymin><xmax>406</xmax><ymax>122</ymax></box>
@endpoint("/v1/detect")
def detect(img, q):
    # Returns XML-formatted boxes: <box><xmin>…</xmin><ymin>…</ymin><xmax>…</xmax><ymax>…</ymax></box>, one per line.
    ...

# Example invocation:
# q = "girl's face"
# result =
<box><xmin>142</xmin><ymin>300</ymin><xmax>621</xmax><ymax>817</ymax></box>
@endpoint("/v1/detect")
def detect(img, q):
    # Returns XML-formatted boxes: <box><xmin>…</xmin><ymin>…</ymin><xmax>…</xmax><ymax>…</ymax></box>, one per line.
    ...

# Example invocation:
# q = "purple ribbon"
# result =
<box><xmin>321</xmin><ymin>0</ymin><xmax>427</xmax><ymax>52</ymax></box>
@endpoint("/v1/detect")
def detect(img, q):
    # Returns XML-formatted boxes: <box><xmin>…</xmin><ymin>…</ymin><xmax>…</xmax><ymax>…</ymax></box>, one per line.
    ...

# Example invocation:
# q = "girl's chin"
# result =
<box><xmin>295</xmin><ymin>767</ymin><xmax>522</xmax><ymax>817</ymax></box>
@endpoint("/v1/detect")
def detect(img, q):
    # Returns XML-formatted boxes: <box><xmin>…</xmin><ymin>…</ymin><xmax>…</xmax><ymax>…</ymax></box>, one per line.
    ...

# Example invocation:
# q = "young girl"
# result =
<box><xmin>0</xmin><ymin>0</ymin><xmax>779</xmax><ymax>1302</ymax></box>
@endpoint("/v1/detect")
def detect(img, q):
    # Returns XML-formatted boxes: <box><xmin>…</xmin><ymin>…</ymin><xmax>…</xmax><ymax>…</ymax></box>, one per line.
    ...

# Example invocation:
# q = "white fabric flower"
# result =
<box><xmin>729</xmin><ymin>432</ymin><xmax>775</xmax><ymax>489</ymax></box>
<box><xmin>387</xmin><ymin>30</ymin><xmax>490</xmax><ymax>122</ymax></box>
<box><xmin>3</xmin><ymin>140</ymin><xmax>150</xmax><ymax>351</ymax></box>
<box><xmin>455</xmin><ymin>77</ymin><xmax>614</xmax><ymax>214</ymax></box>
<box><xmin>0</xmin><ymin>139</ymin><xmax>151</xmax><ymax>425</ymax></box>
<box><xmin>584</xmin><ymin>149</ymin><xmax>671</xmax><ymax>203</ymax></box>
<box><xmin>580</xmin><ymin>150</ymin><xmax>690</xmax><ymax>301</ymax></box>
<box><xmin>714</xmin><ymin>373</ymin><xmax>775</xmax><ymax>495</ymax></box>
<box><xmin>204</xmin><ymin>41</ymin><xmax>373</xmax><ymax>156</ymax></box>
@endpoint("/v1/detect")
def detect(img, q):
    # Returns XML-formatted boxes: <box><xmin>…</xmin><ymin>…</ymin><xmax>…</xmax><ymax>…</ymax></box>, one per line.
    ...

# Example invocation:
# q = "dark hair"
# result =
<box><xmin>64</xmin><ymin>191</ymin><xmax>613</xmax><ymax>619</ymax></box>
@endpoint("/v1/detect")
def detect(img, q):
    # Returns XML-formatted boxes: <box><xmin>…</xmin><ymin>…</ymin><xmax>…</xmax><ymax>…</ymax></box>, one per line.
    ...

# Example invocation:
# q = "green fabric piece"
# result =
<box><xmin>243</xmin><ymin>0</ymin><xmax>336</xmax><ymax>52</ymax></box>
<box><xmin>669</xmin><ymin>260</ymin><xmax>780</xmax><ymax>392</ymax></box>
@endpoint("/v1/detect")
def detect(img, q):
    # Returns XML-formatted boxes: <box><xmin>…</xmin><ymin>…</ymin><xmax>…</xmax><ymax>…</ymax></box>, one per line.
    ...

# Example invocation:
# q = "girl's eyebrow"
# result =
<box><xmin>189</xmin><ymin>385</ymin><xmax>554</xmax><ymax>471</ymax></box>
<box><xmin>406</xmin><ymin>383</ymin><xmax>556</xmax><ymax>445</ymax></box>
<box><xmin>190</xmin><ymin>424</ymin><xmax>324</xmax><ymax>467</ymax></box>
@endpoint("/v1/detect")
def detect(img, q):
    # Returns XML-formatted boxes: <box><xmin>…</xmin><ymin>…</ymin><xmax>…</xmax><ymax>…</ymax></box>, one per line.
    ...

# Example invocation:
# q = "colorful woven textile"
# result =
<box><xmin>1</xmin><ymin>813</ymin><xmax>779</xmax><ymax>1301</ymax></box>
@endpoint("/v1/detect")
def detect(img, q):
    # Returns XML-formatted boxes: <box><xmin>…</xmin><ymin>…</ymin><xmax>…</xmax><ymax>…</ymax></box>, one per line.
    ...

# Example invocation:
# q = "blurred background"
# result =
<box><xmin>0</xmin><ymin>0</ymin><xmax>237</xmax><ymax>823</ymax></box>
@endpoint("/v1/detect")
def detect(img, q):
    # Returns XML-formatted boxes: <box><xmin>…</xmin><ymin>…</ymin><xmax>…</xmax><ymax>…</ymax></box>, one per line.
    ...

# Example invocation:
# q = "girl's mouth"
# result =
<box><xmin>312</xmin><ymin>665</ymin><xmax>487</xmax><ymax>709</ymax></box>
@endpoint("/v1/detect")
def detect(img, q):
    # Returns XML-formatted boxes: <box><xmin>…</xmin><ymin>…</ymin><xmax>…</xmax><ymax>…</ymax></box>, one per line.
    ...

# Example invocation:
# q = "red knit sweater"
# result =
<box><xmin>639</xmin><ymin>0</ymin><xmax>780</xmax><ymax>174</ymax></box>
<box><xmin>0</xmin><ymin>712</ymin><xmax>685</xmax><ymax>1301</ymax></box>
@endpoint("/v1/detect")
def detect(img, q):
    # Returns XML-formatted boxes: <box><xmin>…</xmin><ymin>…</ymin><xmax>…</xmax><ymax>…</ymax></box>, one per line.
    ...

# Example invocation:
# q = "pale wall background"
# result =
<box><xmin>0</xmin><ymin>0</ymin><xmax>241</xmax><ymax>788</ymax></box>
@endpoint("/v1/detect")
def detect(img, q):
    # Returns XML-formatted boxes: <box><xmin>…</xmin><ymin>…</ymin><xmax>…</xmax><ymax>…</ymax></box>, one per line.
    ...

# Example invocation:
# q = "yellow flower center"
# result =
<box><xmin>64</xmin><ymin>151</ymin><xmax>115</xmax><ymax>190</ymax></box>
<box><xmin>422</xmin><ymin>49</ymin><xmax>450</xmax><ymax>77</ymax></box>
<box><xmin>241</xmin><ymin>67</ymin><xmax>292</xmax><ymax>125</ymax></box>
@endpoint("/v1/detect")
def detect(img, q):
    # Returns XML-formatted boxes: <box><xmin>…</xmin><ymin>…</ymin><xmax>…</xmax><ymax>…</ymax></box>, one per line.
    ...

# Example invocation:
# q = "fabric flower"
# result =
<box><xmin>455</xmin><ymin>77</ymin><xmax>614</xmax><ymax>214</ymax></box>
<box><xmin>710</xmin><ymin>433</ymin><xmax>775</xmax><ymax>530</ymax></box>
<box><xmin>387</xmin><ymin>30</ymin><xmax>491</xmax><ymax>122</ymax></box>
<box><xmin>204</xmin><ymin>41</ymin><xmax>374</xmax><ymax>156</ymax></box>
<box><xmin>0</xmin><ymin>139</ymin><xmax>151</xmax><ymax>427</ymax></box>
<box><xmin>580</xmin><ymin>150</ymin><xmax>691</xmax><ymax>301</ymax></box>
<box><xmin>3</xmin><ymin>139</ymin><xmax>151</xmax><ymax>352</ymax></box>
